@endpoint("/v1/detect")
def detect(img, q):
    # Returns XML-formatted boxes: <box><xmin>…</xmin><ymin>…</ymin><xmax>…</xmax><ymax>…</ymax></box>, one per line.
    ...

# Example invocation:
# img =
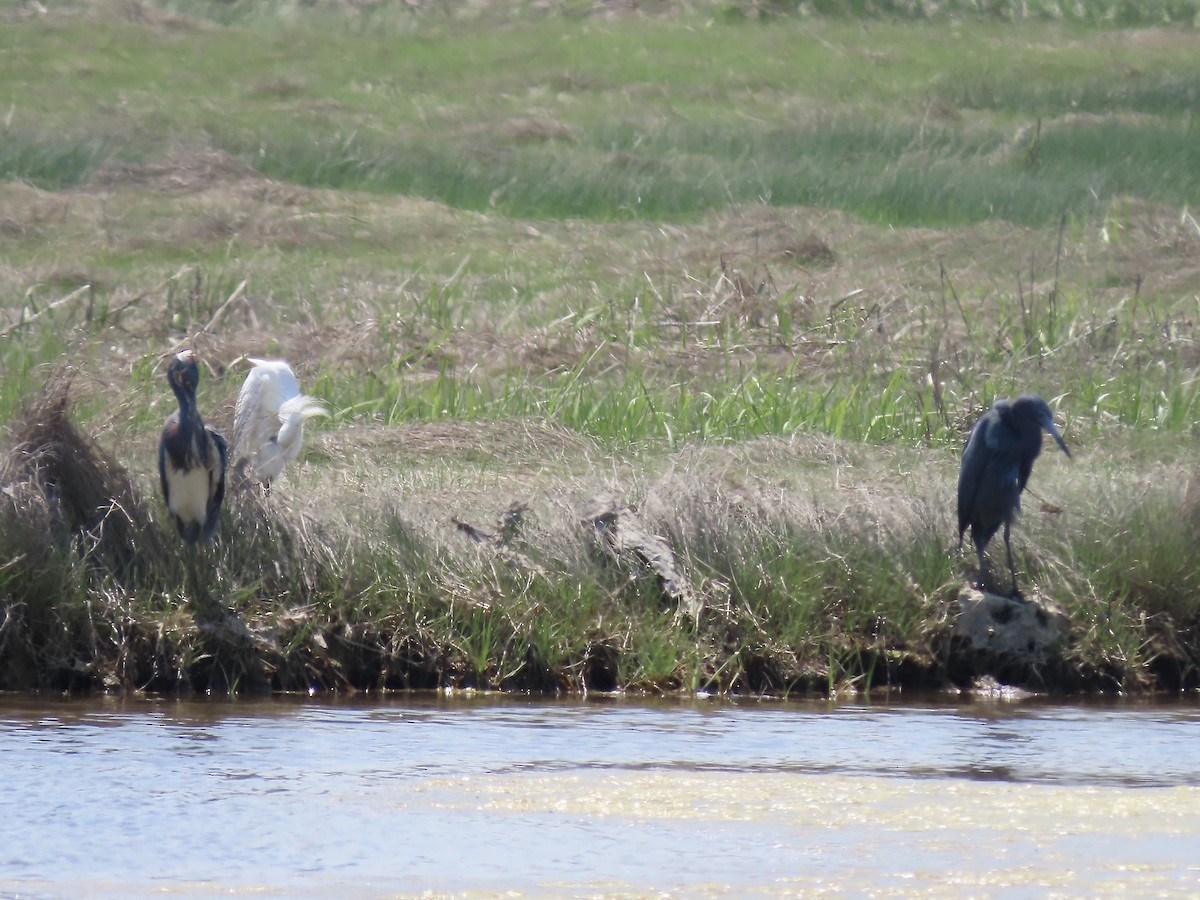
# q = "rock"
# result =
<box><xmin>953</xmin><ymin>586</ymin><xmax>1070</xmax><ymax>671</ymax></box>
<box><xmin>969</xmin><ymin>674</ymin><xmax>1035</xmax><ymax>701</ymax></box>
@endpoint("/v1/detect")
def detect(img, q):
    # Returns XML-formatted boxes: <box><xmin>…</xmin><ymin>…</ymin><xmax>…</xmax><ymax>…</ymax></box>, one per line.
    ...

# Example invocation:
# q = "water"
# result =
<box><xmin>3</xmin><ymin>694</ymin><xmax>1200</xmax><ymax>897</ymax></box>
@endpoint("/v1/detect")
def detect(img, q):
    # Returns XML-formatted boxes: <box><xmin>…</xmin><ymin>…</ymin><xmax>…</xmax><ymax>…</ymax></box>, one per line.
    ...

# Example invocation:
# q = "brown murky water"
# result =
<box><xmin>2</xmin><ymin>694</ymin><xmax>1199</xmax><ymax>897</ymax></box>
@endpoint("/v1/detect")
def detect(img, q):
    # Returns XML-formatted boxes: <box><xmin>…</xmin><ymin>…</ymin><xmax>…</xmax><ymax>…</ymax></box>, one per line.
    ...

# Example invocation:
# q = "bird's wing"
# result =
<box><xmin>1016</xmin><ymin>455</ymin><xmax>1035</xmax><ymax>494</ymax></box>
<box><xmin>957</xmin><ymin>415</ymin><xmax>992</xmax><ymax>533</ymax></box>
<box><xmin>982</xmin><ymin>407</ymin><xmax>1026</xmax><ymax>493</ymax></box>
<box><xmin>158</xmin><ymin>417</ymin><xmax>174</xmax><ymax>507</ymax></box>
<box><xmin>972</xmin><ymin>412</ymin><xmax>1025</xmax><ymax>521</ymax></box>
<box><xmin>233</xmin><ymin>366</ymin><xmax>287</xmax><ymax>466</ymax></box>
<box><xmin>203</xmin><ymin>427</ymin><xmax>228</xmax><ymax>542</ymax></box>
<box><xmin>232</xmin><ymin>368</ymin><xmax>263</xmax><ymax>461</ymax></box>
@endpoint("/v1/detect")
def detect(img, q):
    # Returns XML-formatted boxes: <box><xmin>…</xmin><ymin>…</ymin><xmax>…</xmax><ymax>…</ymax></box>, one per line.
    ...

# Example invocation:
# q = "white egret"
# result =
<box><xmin>232</xmin><ymin>357</ymin><xmax>328</xmax><ymax>490</ymax></box>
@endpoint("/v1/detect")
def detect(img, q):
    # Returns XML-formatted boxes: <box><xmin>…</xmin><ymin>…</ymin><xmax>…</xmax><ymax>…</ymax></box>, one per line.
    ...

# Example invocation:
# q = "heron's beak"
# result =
<box><xmin>1047</xmin><ymin>420</ymin><xmax>1071</xmax><ymax>458</ymax></box>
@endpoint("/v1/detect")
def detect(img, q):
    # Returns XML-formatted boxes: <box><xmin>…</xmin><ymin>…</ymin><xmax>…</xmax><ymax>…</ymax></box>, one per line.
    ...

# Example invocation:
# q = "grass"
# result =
<box><xmin>2</xmin><ymin>0</ymin><xmax>1200</xmax><ymax>696</ymax></box>
<box><xmin>5</xmin><ymin>7</ymin><xmax>1200</xmax><ymax>223</ymax></box>
<box><xmin>6</xmin><ymin>104</ymin><xmax>1199</xmax><ymax>226</ymax></box>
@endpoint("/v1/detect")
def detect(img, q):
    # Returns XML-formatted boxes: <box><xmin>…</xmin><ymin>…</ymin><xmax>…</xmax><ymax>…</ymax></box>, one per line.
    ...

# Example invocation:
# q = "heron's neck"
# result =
<box><xmin>277</xmin><ymin>417</ymin><xmax>304</xmax><ymax>447</ymax></box>
<box><xmin>172</xmin><ymin>384</ymin><xmax>202</xmax><ymax>427</ymax></box>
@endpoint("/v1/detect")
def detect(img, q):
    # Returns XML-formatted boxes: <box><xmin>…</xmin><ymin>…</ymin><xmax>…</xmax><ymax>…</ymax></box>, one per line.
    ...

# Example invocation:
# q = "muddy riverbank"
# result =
<box><xmin>3</xmin><ymin>385</ymin><xmax>1197</xmax><ymax>698</ymax></box>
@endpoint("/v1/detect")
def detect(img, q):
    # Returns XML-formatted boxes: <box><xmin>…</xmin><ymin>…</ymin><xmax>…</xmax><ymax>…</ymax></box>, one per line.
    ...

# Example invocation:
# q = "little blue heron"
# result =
<box><xmin>158</xmin><ymin>350</ymin><xmax>228</xmax><ymax>544</ymax></box>
<box><xmin>230</xmin><ymin>357</ymin><xmax>328</xmax><ymax>491</ymax></box>
<box><xmin>957</xmin><ymin>393</ymin><xmax>1070</xmax><ymax>596</ymax></box>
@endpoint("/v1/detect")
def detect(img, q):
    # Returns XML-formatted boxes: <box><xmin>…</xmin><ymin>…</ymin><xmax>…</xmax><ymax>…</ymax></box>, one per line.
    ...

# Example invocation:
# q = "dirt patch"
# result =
<box><xmin>90</xmin><ymin>146</ymin><xmax>266</xmax><ymax>194</ymax></box>
<box><xmin>312</xmin><ymin>419</ymin><xmax>595</xmax><ymax>466</ymax></box>
<box><xmin>461</xmin><ymin>117</ymin><xmax>578</xmax><ymax>144</ymax></box>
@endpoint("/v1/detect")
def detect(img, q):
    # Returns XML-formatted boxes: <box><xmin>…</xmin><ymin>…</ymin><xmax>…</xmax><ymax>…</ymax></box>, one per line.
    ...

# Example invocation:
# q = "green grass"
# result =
<box><xmin>298</xmin><ymin>269</ymin><xmax>1200</xmax><ymax>447</ymax></box>
<box><xmin>4</xmin><ymin>8</ymin><xmax>1200</xmax><ymax>224</ymax></box>
<box><xmin>205</xmin><ymin>116</ymin><xmax>1196</xmax><ymax>226</ymax></box>
<box><xmin>6</xmin><ymin>105</ymin><xmax>1198</xmax><ymax>226</ymax></box>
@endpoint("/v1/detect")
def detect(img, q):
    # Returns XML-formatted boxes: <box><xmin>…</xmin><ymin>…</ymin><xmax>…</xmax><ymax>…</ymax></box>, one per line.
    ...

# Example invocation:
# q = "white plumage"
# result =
<box><xmin>164</xmin><ymin>432</ymin><xmax>219</xmax><ymax>527</ymax></box>
<box><xmin>232</xmin><ymin>358</ymin><xmax>328</xmax><ymax>488</ymax></box>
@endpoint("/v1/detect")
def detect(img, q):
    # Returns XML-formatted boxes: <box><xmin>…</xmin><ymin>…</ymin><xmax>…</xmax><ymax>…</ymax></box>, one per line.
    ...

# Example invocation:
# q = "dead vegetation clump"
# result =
<box><xmin>0</xmin><ymin>374</ymin><xmax>172</xmax><ymax>689</ymax></box>
<box><xmin>0</xmin><ymin>184</ymin><xmax>74</xmax><ymax>242</ymax></box>
<box><xmin>0</xmin><ymin>373</ymin><xmax>170</xmax><ymax>581</ymax></box>
<box><xmin>90</xmin><ymin>147</ymin><xmax>264</xmax><ymax>195</ymax></box>
<box><xmin>461</xmin><ymin>117</ymin><xmax>578</xmax><ymax>145</ymax></box>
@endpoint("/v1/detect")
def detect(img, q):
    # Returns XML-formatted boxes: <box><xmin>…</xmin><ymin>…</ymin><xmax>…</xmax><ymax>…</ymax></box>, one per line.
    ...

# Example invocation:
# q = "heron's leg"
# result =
<box><xmin>973</xmin><ymin>532</ymin><xmax>987</xmax><ymax>591</ymax></box>
<box><xmin>1003</xmin><ymin>520</ymin><xmax>1018</xmax><ymax>597</ymax></box>
<box><xmin>183</xmin><ymin>542</ymin><xmax>203</xmax><ymax>612</ymax></box>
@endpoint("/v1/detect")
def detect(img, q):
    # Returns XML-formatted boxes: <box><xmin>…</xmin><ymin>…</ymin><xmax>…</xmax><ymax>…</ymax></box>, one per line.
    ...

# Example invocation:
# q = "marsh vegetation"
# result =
<box><xmin>2</xmin><ymin>0</ymin><xmax>1199</xmax><ymax>695</ymax></box>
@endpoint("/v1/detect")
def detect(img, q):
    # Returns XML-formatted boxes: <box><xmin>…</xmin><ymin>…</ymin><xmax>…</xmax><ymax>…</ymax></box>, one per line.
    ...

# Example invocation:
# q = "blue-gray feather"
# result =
<box><xmin>956</xmin><ymin>393</ymin><xmax>1070</xmax><ymax>595</ymax></box>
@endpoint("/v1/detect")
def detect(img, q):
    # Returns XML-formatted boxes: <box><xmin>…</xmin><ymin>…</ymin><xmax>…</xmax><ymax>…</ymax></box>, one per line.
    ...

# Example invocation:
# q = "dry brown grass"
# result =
<box><xmin>0</xmin><ymin>372</ymin><xmax>170</xmax><ymax>578</ymax></box>
<box><xmin>90</xmin><ymin>146</ymin><xmax>264</xmax><ymax>195</ymax></box>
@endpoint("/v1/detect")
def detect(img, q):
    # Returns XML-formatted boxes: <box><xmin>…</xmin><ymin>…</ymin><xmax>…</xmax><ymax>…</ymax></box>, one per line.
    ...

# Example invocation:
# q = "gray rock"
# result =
<box><xmin>954</xmin><ymin>586</ymin><xmax>1069</xmax><ymax>667</ymax></box>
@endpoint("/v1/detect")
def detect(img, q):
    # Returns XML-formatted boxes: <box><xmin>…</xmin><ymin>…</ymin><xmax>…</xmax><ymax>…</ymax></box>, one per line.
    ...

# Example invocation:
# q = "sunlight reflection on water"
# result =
<box><xmin>2</xmin><ymin>694</ymin><xmax>1199</xmax><ymax>897</ymax></box>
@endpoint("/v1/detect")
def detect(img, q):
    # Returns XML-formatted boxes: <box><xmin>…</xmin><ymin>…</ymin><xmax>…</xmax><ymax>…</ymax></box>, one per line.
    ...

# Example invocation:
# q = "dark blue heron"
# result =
<box><xmin>159</xmin><ymin>350</ymin><xmax>228</xmax><ymax>544</ymax></box>
<box><xmin>957</xmin><ymin>393</ymin><xmax>1070</xmax><ymax>596</ymax></box>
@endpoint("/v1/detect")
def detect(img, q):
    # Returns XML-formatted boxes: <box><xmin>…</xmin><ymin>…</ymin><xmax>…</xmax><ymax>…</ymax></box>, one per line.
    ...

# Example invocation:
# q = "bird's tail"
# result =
<box><xmin>278</xmin><ymin>394</ymin><xmax>330</xmax><ymax>426</ymax></box>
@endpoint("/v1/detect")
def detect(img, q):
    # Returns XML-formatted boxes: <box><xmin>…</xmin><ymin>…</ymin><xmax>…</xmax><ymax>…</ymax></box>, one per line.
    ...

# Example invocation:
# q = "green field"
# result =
<box><xmin>2</xmin><ymin>0</ymin><xmax>1199</xmax><ymax>695</ymax></box>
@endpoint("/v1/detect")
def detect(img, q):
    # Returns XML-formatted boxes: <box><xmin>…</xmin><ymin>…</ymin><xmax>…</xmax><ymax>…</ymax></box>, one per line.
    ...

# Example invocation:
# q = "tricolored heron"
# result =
<box><xmin>158</xmin><ymin>350</ymin><xmax>228</xmax><ymax>544</ymax></box>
